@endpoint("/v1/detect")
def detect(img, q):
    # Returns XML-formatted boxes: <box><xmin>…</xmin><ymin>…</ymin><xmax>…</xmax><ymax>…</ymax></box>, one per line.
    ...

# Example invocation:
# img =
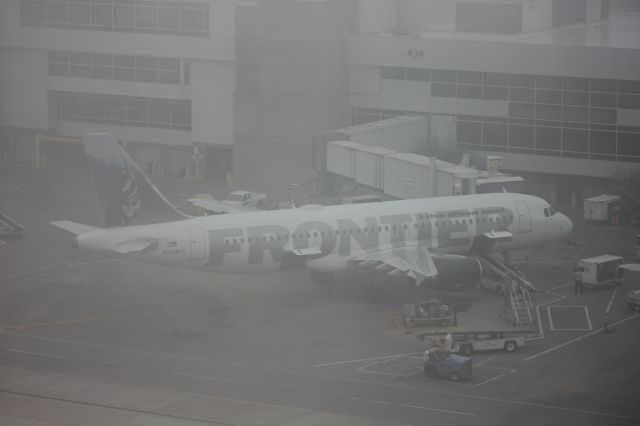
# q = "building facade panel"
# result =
<box><xmin>0</xmin><ymin>47</ymin><xmax>50</xmax><ymax>129</ymax></box>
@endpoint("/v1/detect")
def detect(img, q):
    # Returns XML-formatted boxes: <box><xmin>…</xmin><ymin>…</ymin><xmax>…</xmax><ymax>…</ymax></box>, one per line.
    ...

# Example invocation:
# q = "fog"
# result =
<box><xmin>1</xmin><ymin>0</ymin><xmax>639</xmax><ymax>425</ymax></box>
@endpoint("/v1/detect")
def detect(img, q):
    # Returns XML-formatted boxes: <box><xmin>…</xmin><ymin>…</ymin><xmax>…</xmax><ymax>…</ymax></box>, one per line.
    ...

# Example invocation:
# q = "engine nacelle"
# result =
<box><xmin>430</xmin><ymin>254</ymin><xmax>483</xmax><ymax>291</ymax></box>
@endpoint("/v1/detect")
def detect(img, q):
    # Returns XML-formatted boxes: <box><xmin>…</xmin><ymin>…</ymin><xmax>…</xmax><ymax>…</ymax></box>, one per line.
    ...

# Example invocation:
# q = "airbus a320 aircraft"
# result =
<box><xmin>52</xmin><ymin>133</ymin><xmax>572</xmax><ymax>289</ymax></box>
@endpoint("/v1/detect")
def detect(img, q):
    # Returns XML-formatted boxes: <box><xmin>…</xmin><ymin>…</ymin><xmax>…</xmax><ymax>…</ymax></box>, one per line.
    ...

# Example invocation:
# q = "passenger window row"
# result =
<box><xmin>222</xmin><ymin>214</ymin><xmax>511</xmax><ymax>245</ymax></box>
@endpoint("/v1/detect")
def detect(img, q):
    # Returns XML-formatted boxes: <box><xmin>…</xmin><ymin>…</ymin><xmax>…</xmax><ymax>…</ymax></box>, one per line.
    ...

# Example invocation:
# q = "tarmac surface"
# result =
<box><xmin>0</xmin><ymin>148</ymin><xmax>639</xmax><ymax>426</ymax></box>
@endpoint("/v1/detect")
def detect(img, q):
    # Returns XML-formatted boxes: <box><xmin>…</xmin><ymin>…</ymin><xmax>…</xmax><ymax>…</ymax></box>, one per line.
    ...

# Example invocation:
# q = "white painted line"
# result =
<box><xmin>0</xmin><ymin>186</ymin><xmax>18</xmax><ymax>193</ymax></box>
<box><xmin>605</xmin><ymin>286</ymin><xmax>619</xmax><ymax>314</ymax></box>
<box><xmin>355</xmin><ymin>357</ymin><xmax>422</xmax><ymax>378</ymax></box>
<box><xmin>584</xmin><ymin>306</ymin><xmax>593</xmax><ymax>331</ymax></box>
<box><xmin>469</xmin><ymin>372</ymin><xmax>509</xmax><ymax>387</ymax></box>
<box><xmin>351</xmin><ymin>397</ymin><xmax>476</xmax><ymax>417</ymax></box>
<box><xmin>5</xmin><ymin>348</ymin><xmax>67</xmax><ymax>360</ymax></box>
<box><xmin>357</xmin><ymin>365</ymin><xmax>422</xmax><ymax>378</ymax></box>
<box><xmin>474</xmin><ymin>356</ymin><xmax>494</xmax><ymax>366</ymax></box>
<box><xmin>547</xmin><ymin>306</ymin><xmax>592</xmax><ymax>331</ymax></box>
<box><xmin>530</xmin><ymin>282</ymin><xmax>572</xmax><ymax>341</ymax></box>
<box><xmin>66</xmin><ymin>259</ymin><xmax>121</xmax><ymax>267</ymax></box>
<box><xmin>524</xmin><ymin>314</ymin><xmax>640</xmax><ymax>362</ymax></box>
<box><xmin>3</xmin><ymin>331</ymin><xmax>633</xmax><ymax>421</ymax></box>
<box><xmin>313</xmin><ymin>352</ymin><xmax>422</xmax><ymax>367</ymax></box>
<box><xmin>0</xmin><ymin>332</ymin><xmax>640</xmax><ymax>420</ymax></box>
<box><xmin>171</xmin><ymin>372</ymin><xmax>236</xmax><ymax>383</ymax></box>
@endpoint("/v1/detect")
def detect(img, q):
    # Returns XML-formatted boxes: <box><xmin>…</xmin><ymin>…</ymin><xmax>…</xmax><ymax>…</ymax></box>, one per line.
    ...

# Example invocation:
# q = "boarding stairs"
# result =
<box><xmin>475</xmin><ymin>253</ymin><xmax>536</xmax><ymax>325</ymax></box>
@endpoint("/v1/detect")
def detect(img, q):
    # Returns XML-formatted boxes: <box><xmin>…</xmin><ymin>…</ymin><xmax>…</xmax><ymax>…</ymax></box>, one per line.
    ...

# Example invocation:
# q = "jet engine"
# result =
<box><xmin>430</xmin><ymin>255</ymin><xmax>483</xmax><ymax>291</ymax></box>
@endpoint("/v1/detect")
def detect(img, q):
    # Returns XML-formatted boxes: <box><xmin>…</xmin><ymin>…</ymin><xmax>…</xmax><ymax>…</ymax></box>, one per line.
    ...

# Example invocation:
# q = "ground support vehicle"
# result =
<box><xmin>578</xmin><ymin>255</ymin><xmax>624</xmax><ymax>288</ymax></box>
<box><xmin>627</xmin><ymin>289</ymin><xmax>640</xmax><ymax>312</ymax></box>
<box><xmin>584</xmin><ymin>194</ymin><xmax>620</xmax><ymax>223</ymax></box>
<box><xmin>422</xmin><ymin>349</ymin><xmax>472</xmax><ymax>382</ymax></box>
<box><xmin>402</xmin><ymin>299</ymin><xmax>453</xmax><ymax>327</ymax></box>
<box><xmin>224</xmin><ymin>191</ymin><xmax>267</xmax><ymax>208</ymax></box>
<box><xmin>417</xmin><ymin>330</ymin><xmax>534</xmax><ymax>355</ymax></box>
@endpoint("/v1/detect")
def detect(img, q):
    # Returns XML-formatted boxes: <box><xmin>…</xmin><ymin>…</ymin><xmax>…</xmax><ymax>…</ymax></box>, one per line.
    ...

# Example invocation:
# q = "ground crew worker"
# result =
<box><xmin>444</xmin><ymin>333</ymin><xmax>453</xmax><ymax>353</ymax></box>
<box><xmin>573</xmin><ymin>267</ymin><xmax>584</xmax><ymax>293</ymax></box>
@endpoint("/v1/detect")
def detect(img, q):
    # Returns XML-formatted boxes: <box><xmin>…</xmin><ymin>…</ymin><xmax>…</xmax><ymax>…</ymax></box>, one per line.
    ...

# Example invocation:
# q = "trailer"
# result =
<box><xmin>417</xmin><ymin>330</ymin><xmax>537</xmax><ymax>355</ymax></box>
<box><xmin>402</xmin><ymin>299</ymin><xmax>453</xmax><ymax>327</ymax></box>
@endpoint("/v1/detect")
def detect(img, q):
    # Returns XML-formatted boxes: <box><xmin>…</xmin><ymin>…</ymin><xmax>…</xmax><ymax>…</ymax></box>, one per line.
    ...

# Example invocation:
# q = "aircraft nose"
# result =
<box><xmin>559</xmin><ymin>213</ymin><xmax>573</xmax><ymax>237</ymax></box>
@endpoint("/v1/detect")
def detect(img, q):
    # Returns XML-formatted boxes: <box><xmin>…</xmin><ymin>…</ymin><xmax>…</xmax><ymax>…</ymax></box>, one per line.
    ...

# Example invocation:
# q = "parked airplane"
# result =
<box><xmin>52</xmin><ymin>133</ymin><xmax>572</xmax><ymax>288</ymax></box>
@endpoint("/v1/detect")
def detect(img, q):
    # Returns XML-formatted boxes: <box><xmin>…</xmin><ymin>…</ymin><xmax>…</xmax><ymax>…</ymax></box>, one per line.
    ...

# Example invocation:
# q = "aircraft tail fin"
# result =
<box><xmin>83</xmin><ymin>133</ymin><xmax>188</xmax><ymax>227</ymax></box>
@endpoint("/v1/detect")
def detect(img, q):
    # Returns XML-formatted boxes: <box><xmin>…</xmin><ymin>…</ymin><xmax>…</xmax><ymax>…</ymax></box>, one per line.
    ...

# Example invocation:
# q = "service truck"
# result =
<box><xmin>584</xmin><ymin>194</ymin><xmax>620</xmax><ymax>223</ymax></box>
<box><xmin>224</xmin><ymin>191</ymin><xmax>267</xmax><ymax>208</ymax></box>
<box><xmin>578</xmin><ymin>255</ymin><xmax>623</xmax><ymax>288</ymax></box>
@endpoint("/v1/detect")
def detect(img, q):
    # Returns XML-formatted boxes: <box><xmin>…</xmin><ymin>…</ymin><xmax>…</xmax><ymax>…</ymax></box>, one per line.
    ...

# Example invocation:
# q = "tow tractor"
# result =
<box><xmin>402</xmin><ymin>298</ymin><xmax>452</xmax><ymax>327</ymax></box>
<box><xmin>422</xmin><ymin>348</ymin><xmax>472</xmax><ymax>382</ymax></box>
<box><xmin>417</xmin><ymin>330</ymin><xmax>536</xmax><ymax>355</ymax></box>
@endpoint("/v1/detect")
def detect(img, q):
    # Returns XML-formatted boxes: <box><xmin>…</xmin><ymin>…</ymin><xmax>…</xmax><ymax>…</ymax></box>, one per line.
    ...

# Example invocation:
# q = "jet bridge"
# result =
<box><xmin>475</xmin><ymin>253</ymin><xmax>535</xmax><ymax>326</ymax></box>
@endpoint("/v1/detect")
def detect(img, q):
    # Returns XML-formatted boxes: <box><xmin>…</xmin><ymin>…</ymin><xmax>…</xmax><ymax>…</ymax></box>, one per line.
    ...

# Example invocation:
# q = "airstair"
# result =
<box><xmin>475</xmin><ymin>253</ymin><xmax>536</xmax><ymax>325</ymax></box>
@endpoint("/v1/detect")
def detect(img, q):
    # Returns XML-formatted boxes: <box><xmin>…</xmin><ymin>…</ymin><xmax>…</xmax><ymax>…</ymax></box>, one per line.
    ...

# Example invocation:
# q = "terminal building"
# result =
<box><xmin>0</xmin><ymin>0</ymin><xmax>236</xmax><ymax>179</ymax></box>
<box><xmin>1</xmin><ymin>0</ymin><xmax>639</xmax><ymax>204</ymax></box>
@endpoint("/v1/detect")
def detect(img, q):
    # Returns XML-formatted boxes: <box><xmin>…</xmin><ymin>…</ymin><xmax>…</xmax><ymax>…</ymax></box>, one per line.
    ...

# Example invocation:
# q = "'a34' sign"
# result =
<box><xmin>407</xmin><ymin>48</ymin><xmax>424</xmax><ymax>58</ymax></box>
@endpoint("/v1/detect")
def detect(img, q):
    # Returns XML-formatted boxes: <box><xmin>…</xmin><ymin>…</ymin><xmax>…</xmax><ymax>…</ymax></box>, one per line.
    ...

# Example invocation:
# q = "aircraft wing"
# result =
<box><xmin>188</xmin><ymin>198</ymin><xmax>258</xmax><ymax>215</ymax></box>
<box><xmin>350</xmin><ymin>245</ymin><xmax>438</xmax><ymax>283</ymax></box>
<box><xmin>619</xmin><ymin>263</ymin><xmax>640</xmax><ymax>272</ymax></box>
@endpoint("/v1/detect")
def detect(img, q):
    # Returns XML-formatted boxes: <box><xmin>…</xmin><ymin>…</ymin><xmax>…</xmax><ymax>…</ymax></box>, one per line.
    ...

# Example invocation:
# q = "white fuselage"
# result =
<box><xmin>75</xmin><ymin>193</ymin><xmax>572</xmax><ymax>274</ymax></box>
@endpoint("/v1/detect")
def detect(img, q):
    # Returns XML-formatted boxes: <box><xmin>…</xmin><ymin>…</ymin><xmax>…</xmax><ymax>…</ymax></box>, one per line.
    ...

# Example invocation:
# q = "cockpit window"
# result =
<box><xmin>543</xmin><ymin>208</ymin><xmax>550</xmax><ymax>217</ymax></box>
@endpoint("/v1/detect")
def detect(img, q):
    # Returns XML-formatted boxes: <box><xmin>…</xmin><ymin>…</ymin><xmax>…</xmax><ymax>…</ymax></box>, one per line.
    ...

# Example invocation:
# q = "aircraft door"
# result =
<box><xmin>188</xmin><ymin>227</ymin><xmax>206</xmax><ymax>260</ymax></box>
<box><xmin>515</xmin><ymin>201</ymin><xmax>532</xmax><ymax>233</ymax></box>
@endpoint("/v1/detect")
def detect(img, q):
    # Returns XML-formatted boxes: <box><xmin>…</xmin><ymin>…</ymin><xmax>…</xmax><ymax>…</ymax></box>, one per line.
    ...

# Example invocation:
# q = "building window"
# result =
<box><xmin>508</xmin><ymin>125</ymin><xmax>534</xmax><ymax>153</ymax></box>
<box><xmin>482</xmin><ymin>121</ymin><xmax>507</xmax><ymax>151</ymax></box>
<box><xmin>535</xmin><ymin>126</ymin><xmax>561</xmax><ymax>156</ymax></box>
<box><xmin>552</xmin><ymin>0</ymin><xmax>586</xmax><ymax>27</ymax></box>
<box><xmin>52</xmin><ymin>91</ymin><xmax>191</xmax><ymax>131</ymax></box>
<box><xmin>619</xmin><ymin>131</ymin><xmax>640</xmax><ymax>162</ymax></box>
<box><xmin>49</xmin><ymin>51</ymin><xmax>185</xmax><ymax>85</ymax></box>
<box><xmin>22</xmin><ymin>0</ymin><xmax>210</xmax><ymax>37</ymax></box>
<box><xmin>457</xmin><ymin>119</ymin><xmax>481</xmax><ymax>148</ymax></box>
<box><xmin>431</xmin><ymin>83</ymin><xmax>456</xmax><ymax>98</ymax></box>
<box><xmin>562</xmin><ymin>128</ymin><xmax>588</xmax><ymax>158</ymax></box>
